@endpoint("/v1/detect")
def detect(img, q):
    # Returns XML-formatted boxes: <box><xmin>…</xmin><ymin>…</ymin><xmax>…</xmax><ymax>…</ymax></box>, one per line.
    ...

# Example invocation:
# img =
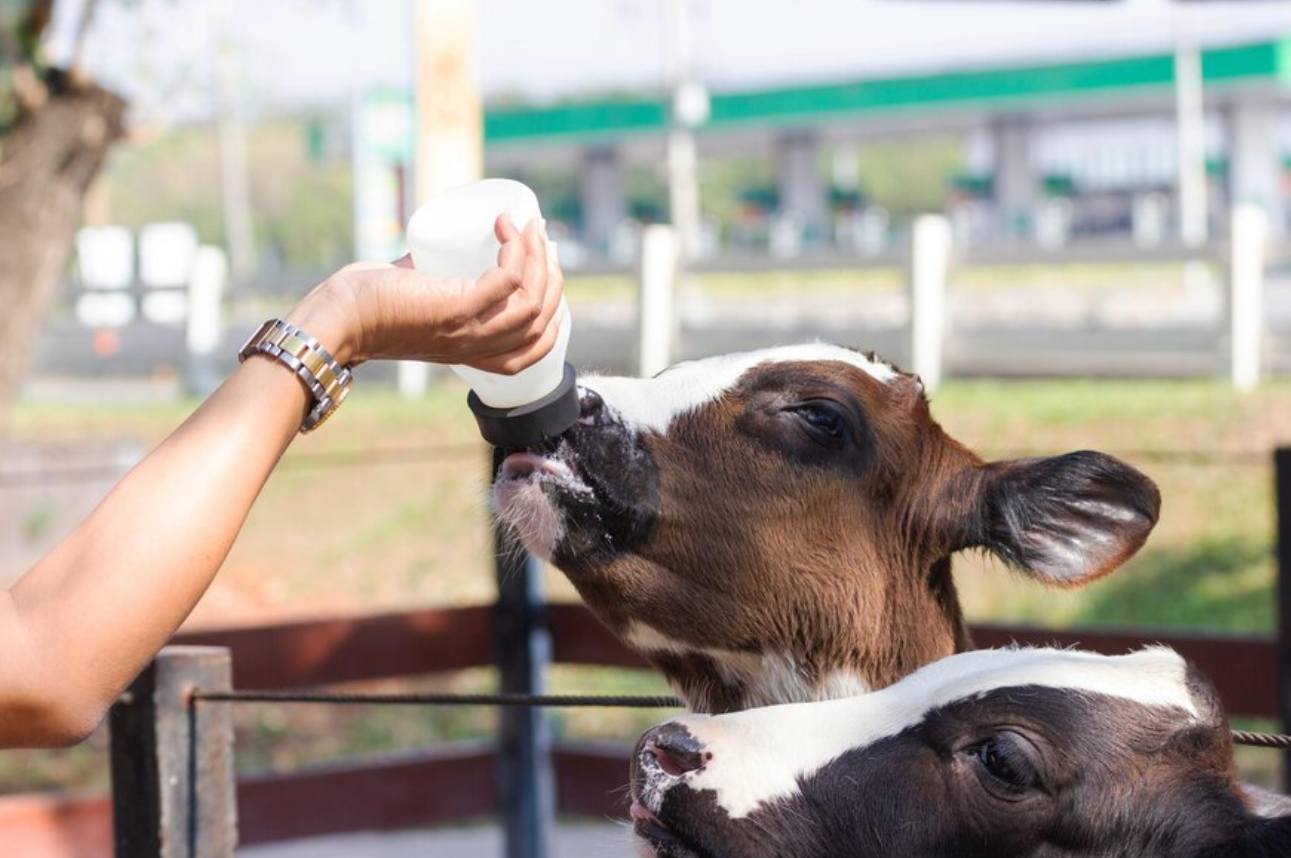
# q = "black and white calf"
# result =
<box><xmin>630</xmin><ymin>647</ymin><xmax>1291</xmax><ymax>858</ymax></box>
<box><xmin>493</xmin><ymin>345</ymin><xmax>1161</xmax><ymax>713</ymax></box>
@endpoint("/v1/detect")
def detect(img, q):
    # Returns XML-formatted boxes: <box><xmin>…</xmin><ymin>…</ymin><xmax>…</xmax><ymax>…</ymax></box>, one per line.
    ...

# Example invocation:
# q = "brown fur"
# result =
<box><xmin>496</xmin><ymin>352</ymin><xmax>1160</xmax><ymax>713</ymax></box>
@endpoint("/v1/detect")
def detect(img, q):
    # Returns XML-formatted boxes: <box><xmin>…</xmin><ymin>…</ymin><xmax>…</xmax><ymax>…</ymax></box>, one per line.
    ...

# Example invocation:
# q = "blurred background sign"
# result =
<box><xmin>353</xmin><ymin>89</ymin><xmax>414</xmax><ymax>262</ymax></box>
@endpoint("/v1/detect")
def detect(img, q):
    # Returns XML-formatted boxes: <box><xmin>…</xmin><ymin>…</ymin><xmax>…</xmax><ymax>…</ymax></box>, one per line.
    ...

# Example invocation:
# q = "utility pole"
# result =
<box><xmin>1174</xmin><ymin>40</ymin><xmax>1208</xmax><ymax>248</ymax></box>
<box><xmin>658</xmin><ymin>0</ymin><xmax>708</xmax><ymax>366</ymax></box>
<box><xmin>662</xmin><ymin>0</ymin><xmax>705</xmax><ymax>264</ymax></box>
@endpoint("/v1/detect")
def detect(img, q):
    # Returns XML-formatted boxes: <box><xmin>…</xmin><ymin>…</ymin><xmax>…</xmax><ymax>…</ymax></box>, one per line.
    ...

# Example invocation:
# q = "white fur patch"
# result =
<box><xmin>490</xmin><ymin>479</ymin><xmax>566</xmax><ymax>560</ymax></box>
<box><xmin>585</xmin><ymin>344</ymin><xmax>897</xmax><ymax>435</ymax></box>
<box><xmin>653</xmin><ymin>647</ymin><xmax>1197</xmax><ymax>820</ymax></box>
<box><xmin>624</xmin><ymin>622</ymin><xmax>872</xmax><ymax>710</ymax></box>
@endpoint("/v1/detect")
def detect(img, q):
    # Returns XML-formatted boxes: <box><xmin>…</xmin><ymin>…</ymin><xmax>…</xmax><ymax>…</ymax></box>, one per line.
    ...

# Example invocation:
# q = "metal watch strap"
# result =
<box><xmin>239</xmin><ymin>319</ymin><xmax>354</xmax><ymax>433</ymax></box>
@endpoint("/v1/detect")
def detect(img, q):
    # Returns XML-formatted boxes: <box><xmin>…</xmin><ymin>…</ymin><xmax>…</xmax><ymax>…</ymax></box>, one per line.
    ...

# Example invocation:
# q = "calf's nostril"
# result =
<box><xmin>577</xmin><ymin>388</ymin><xmax>605</xmax><ymax>426</ymax></box>
<box><xmin>641</xmin><ymin>723</ymin><xmax>709</xmax><ymax>778</ymax></box>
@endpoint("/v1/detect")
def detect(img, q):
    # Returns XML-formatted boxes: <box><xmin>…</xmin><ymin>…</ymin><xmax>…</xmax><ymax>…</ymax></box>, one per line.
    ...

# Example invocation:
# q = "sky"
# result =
<box><xmin>44</xmin><ymin>0</ymin><xmax>1291</xmax><ymax>118</ymax></box>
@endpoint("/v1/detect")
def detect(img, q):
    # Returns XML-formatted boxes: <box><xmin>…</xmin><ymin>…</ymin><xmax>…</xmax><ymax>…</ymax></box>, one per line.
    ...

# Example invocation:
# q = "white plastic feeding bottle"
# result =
<box><xmin>406</xmin><ymin>179</ymin><xmax>577</xmax><ymax>448</ymax></box>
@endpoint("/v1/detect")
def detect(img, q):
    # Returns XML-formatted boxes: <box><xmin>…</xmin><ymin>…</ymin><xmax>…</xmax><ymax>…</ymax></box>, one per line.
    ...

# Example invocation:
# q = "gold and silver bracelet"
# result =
<box><xmin>239</xmin><ymin>319</ymin><xmax>354</xmax><ymax>433</ymax></box>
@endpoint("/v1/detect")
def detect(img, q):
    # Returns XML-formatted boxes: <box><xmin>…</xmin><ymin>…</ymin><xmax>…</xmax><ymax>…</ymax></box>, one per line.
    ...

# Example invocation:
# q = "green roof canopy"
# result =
<box><xmin>484</xmin><ymin>37</ymin><xmax>1291</xmax><ymax>146</ymax></box>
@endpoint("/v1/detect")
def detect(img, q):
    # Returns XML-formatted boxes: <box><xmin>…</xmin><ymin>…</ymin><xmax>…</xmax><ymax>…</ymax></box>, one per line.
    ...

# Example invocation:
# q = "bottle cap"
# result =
<box><xmin>466</xmin><ymin>362</ymin><xmax>579</xmax><ymax>448</ymax></box>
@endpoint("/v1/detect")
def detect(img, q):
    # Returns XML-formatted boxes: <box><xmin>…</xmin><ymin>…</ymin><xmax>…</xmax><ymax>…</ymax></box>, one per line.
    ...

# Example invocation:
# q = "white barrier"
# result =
<box><xmin>638</xmin><ymin>225</ymin><xmax>679</xmax><ymax>378</ymax></box>
<box><xmin>1229</xmin><ymin>204</ymin><xmax>1268</xmax><ymax>393</ymax></box>
<box><xmin>907</xmin><ymin>215</ymin><xmax>952</xmax><ymax>392</ymax></box>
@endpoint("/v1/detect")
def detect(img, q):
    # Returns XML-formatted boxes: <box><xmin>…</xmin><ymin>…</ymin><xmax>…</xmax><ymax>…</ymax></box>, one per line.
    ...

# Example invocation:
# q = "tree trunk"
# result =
<box><xmin>0</xmin><ymin>80</ymin><xmax>126</xmax><ymax>434</ymax></box>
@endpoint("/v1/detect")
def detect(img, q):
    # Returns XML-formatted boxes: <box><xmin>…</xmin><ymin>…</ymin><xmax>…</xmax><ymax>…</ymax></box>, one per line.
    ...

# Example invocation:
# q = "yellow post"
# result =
<box><xmin>413</xmin><ymin>0</ymin><xmax>483</xmax><ymax>204</ymax></box>
<box><xmin>402</xmin><ymin>0</ymin><xmax>484</xmax><ymax>398</ymax></box>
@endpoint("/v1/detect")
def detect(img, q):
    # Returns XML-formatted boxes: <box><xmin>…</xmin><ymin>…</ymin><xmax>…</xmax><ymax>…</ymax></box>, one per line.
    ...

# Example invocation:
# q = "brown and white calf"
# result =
<box><xmin>628</xmin><ymin>647</ymin><xmax>1291</xmax><ymax>858</ymax></box>
<box><xmin>492</xmin><ymin>345</ymin><xmax>1161</xmax><ymax>713</ymax></box>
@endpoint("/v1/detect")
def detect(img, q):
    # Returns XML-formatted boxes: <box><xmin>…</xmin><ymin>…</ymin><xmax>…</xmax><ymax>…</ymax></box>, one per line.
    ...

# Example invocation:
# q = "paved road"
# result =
<box><xmin>241</xmin><ymin>824</ymin><xmax>632</xmax><ymax>857</ymax></box>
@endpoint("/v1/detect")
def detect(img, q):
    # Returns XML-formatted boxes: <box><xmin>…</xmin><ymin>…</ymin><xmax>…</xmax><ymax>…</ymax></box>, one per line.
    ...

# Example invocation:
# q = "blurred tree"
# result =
<box><xmin>0</xmin><ymin>0</ymin><xmax>126</xmax><ymax>435</ymax></box>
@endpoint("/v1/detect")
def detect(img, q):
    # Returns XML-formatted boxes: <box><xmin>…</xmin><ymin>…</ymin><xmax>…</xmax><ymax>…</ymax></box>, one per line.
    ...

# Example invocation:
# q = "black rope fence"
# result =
<box><xmin>1232</xmin><ymin>731</ymin><xmax>1291</xmax><ymax>751</ymax></box>
<box><xmin>0</xmin><ymin>443</ymin><xmax>487</xmax><ymax>487</ymax></box>
<box><xmin>190</xmin><ymin>688</ymin><xmax>1291</xmax><ymax>749</ymax></box>
<box><xmin>193</xmin><ymin>689</ymin><xmax>683</xmax><ymax>709</ymax></box>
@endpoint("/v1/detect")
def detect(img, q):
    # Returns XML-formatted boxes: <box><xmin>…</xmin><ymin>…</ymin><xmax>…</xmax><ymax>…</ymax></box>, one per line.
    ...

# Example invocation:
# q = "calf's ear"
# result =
<box><xmin>953</xmin><ymin>451</ymin><xmax>1160</xmax><ymax>587</ymax></box>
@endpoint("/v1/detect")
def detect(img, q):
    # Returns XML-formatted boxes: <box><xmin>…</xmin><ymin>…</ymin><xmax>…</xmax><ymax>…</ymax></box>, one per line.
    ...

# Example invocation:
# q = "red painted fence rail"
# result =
<box><xmin>174</xmin><ymin>603</ymin><xmax>1282</xmax><ymax>717</ymax></box>
<box><xmin>0</xmin><ymin>603</ymin><xmax>1281</xmax><ymax>856</ymax></box>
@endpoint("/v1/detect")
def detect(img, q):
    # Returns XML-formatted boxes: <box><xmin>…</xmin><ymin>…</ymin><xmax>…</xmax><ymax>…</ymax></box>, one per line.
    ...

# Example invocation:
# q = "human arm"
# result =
<box><xmin>0</xmin><ymin>217</ymin><xmax>559</xmax><ymax>748</ymax></box>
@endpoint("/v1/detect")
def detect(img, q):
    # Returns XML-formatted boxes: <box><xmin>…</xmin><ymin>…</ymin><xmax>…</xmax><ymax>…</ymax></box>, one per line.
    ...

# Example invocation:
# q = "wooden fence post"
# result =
<box><xmin>110</xmin><ymin>646</ymin><xmax>237</xmax><ymax>858</ymax></box>
<box><xmin>494</xmin><ymin>518</ymin><xmax>556</xmax><ymax>858</ymax></box>
<box><xmin>1275</xmin><ymin>448</ymin><xmax>1291</xmax><ymax>793</ymax></box>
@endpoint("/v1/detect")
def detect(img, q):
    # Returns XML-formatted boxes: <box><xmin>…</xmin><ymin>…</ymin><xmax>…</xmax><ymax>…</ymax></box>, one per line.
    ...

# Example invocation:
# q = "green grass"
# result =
<box><xmin>932</xmin><ymin>378</ymin><xmax>1288</xmax><ymax>633</ymax></box>
<box><xmin>559</xmin><ymin>261</ymin><xmax>1209</xmax><ymax>305</ymax></box>
<box><xmin>1</xmin><ymin>376</ymin><xmax>1287</xmax><ymax>794</ymax></box>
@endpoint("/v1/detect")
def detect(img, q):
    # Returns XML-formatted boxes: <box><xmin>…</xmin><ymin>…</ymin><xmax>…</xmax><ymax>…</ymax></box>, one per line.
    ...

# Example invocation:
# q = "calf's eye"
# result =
<box><xmin>788</xmin><ymin>402</ymin><xmax>848</xmax><ymax>444</ymax></box>
<box><xmin>970</xmin><ymin>732</ymin><xmax>1039</xmax><ymax>793</ymax></box>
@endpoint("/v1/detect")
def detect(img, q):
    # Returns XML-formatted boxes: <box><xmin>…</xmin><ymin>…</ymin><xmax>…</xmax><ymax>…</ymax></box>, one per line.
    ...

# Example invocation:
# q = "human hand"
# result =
<box><xmin>286</xmin><ymin>215</ymin><xmax>564</xmax><ymax>374</ymax></box>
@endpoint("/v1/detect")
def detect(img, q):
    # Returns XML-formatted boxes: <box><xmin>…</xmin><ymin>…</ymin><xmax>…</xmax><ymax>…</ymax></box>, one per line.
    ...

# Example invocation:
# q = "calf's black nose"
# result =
<box><xmin>577</xmin><ymin>387</ymin><xmax>606</xmax><ymax>426</ymax></box>
<box><xmin>639</xmin><ymin>722</ymin><xmax>709</xmax><ymax>778</ymax></box>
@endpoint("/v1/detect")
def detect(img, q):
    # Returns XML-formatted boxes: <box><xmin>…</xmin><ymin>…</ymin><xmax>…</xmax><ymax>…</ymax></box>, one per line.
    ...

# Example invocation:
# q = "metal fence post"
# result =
<box><xmin>907</xmin><ymin>214</ymin><xmax>951</xmax><ymax>392</ymax></box>
<box><xmin>109</xmin><ymin>646</ymin><xmax>238</xmax><ymax>858</ymax></box>
<box><xmin>1276</xmin><ymin>448</ymin><xmax>1291</xmax><ymax>793</ymax></box>
<box><xmin>494</xmin><ymin>519</ymin><xmax>556</xmax><ymax>858</ymax></box>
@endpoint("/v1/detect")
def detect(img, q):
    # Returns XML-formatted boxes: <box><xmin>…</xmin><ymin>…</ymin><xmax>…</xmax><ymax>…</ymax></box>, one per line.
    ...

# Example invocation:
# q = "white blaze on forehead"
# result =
<box><xmin>584</xmin><ymin>344</ymin><xmax>898</xmax><ymax>435</ymax></box>
<box><xmin>663</xmin><ymin>647</ymin><xmax>1197</xmax><ymax>820</ymax></box>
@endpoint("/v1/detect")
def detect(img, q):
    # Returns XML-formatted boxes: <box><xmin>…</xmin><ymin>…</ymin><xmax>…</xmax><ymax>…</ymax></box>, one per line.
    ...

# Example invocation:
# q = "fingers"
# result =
<box><xmin>474</xmin><ymin>219</ymin><xmax>550</xmax><ymax>332</ymax></box>
<box><xmin>466</xmin><ymin>265</ymin><xmax>525</xmax><ymax>320</ymax></box>
<box><xmin>464</xmin><ymin>229</ymin><xmax>529</xmax><ymax>318</ymax></box>
<box><xmin>347</xmin><ymin>213</ymin><xmax>566</xmax><ymax>369</ymax></box>
<box><xmin>515</xmin><ymin>218</ymin><xmax>551</xmax><ymax>322</ymax></box>
<box><xmin>535</xmin><ymin>240</ymin><xmax>564</xmax><ymax>333</ymax></box>
<box><xmin>474</xmin><ymin>221</ymin><xmax>566</xmax><ymax>363</ymax></box>
<box><xmin>494</xmin><ymin>213</ymin><xmax>521</xmax><ymax>247</ymax></box>
<box><xmin>466</xmin><ymin>312</ymin><xmax>563</xmax><ymax>375</ymax></box>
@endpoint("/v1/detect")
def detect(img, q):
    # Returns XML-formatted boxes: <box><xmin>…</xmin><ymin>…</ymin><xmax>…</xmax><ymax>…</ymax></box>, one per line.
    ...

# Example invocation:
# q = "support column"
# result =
<box><xmin>775</xmin><ymin>131</ymin><xmax>827</xmax><ymax>244</ymax></box>
<box><xmin>1229</xmin><ymin>97</ymin><xmax>1286</xmax><ymax>237</ymax></box>
<box><xmin>992</xmin><ymin>117</ymin><xmax>1036</xmax><ymax>241</ymax></box>
<box><xmin>579</xmin><ymin>147</ymin><xmax>628</xmax><ymax>257</ymax></box>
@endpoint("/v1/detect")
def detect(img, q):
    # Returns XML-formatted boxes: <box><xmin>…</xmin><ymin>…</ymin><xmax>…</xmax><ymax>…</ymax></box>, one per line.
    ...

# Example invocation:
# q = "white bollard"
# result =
<box><xmin>186</xmin><ymin>245</ymin><xmax>229</xmax><ymax>395</ymax></box>
<box><xmin>397</xmin><ymin>361</ymin><xmax>432</xmax><ymax>399</ymax></box>
<box><xmin>907</xmin><ymin>215</ymin><xmax>952</xmax><ymax>392</ymax></box>
<box><xmin>186</xmin><ymin>246</ymin><xmax>228</xmax><ymax>356</ymax></box>
<box><xmin>1229</xmin><ymin>204</ymin><xmax>1268</xmax><ymax>393</ymax></box>
<box><xmin>638</xmin><ymin>225</ymin><xmax>679</xmax><ymax>378</ymax></box>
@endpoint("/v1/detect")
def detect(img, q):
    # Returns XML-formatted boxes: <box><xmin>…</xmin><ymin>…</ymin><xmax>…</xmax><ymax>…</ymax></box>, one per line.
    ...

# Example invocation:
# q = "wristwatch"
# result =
<box><xmin>239</xmin><ymin>319</ymin><xmax>354</xmax><ymax>433</ymax></box>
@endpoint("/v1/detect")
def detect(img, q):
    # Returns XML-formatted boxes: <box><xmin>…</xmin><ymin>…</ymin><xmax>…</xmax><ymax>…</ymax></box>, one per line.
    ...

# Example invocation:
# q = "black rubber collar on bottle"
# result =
<box><xmin>467</xmin><ymin>363</ymin><xmax>579</xmax><ymax>448</ymax></box>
